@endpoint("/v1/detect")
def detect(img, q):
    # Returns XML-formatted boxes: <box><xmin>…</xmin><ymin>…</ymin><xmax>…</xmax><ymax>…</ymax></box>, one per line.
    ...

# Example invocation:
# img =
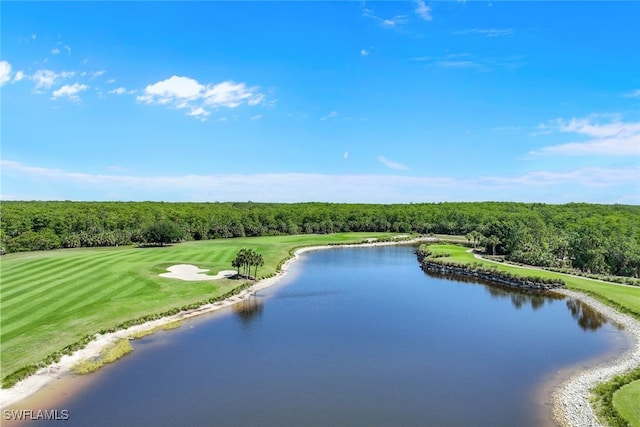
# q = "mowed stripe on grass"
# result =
<box><xmin>0</xmin><ymin>233</ymin><xmax>392</xmax><ymax>381</ymax></box>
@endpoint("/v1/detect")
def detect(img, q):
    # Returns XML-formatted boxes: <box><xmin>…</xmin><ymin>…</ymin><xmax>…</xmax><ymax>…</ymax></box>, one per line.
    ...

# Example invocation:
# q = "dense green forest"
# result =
<box><xmin>1</xmin><ymin>201</ymin><xmax>639</xmax><ymax>277</ymax></box>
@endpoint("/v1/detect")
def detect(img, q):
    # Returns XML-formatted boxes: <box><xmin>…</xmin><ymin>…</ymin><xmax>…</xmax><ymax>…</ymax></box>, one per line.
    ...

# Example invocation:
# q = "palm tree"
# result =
<box><xmin>253</xmin><ymin>253</ymin><xmax>264</xmax><ymax>278</ymax></box>
<box><xmin>485</xmin><ymin>235</ymin><xmax>500</xmax><ymax>256</ymax></box>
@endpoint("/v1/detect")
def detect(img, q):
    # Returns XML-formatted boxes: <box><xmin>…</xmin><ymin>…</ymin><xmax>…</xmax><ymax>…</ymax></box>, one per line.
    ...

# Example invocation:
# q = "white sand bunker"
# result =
<box><xmin>160</xmin><ymin>264</ymin><xmax>237</xmax><ymax>281</ymax></box>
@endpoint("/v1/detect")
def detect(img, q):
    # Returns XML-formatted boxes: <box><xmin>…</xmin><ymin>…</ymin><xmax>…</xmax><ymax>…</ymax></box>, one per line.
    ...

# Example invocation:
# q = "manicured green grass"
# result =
<box><xmin>613</xmin><ymin>380</ymin><xmax>640</xmax><ymax>427</ymax></box>
<box><xmin>0</xmin><ymin>233</ymin><xmax>391</xmax><ymax>383</ymax></box>
<box><xmin>426</xmin><ymin>244</ymin><xmax>640</xmax><ymax>318</ymax></box>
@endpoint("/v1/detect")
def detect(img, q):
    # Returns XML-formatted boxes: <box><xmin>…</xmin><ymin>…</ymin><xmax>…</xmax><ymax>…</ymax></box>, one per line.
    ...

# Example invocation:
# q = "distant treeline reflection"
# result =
<box><xmin>423</xmin><ymin>271</ymin><xmax>609</xmax><ymax>331</ymax></box>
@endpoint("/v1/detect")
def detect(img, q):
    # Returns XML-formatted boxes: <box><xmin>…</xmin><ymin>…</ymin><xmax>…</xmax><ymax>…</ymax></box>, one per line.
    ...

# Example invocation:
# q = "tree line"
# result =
<box><xmin>1</xmin><ymin>201</ymin><xmax>639</xmax><ymax>277</ymax></box>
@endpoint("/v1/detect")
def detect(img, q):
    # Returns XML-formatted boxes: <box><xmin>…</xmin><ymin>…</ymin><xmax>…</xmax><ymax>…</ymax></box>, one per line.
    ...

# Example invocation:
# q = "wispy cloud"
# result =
<box><xmin>51</xmin><ymin>47</ymin><xmax>61</xmax><ymax>55</ymax></box>
<box><xmin>250</xmin><ymin>114</ymin><xmax>263</xmax><ymax>120</ymax></box>
<box><xmin>623</xmin><ymin>89</ymin><xmax>640</xmax><ymax>98</ymax></box>
<box><xmin>108</xmin><ymin>87</ymin><xmax>135</xmax><ymax>95</ymax></box>
<box><xmin>136</xmin><ymin>75</ymin><xmax>266</xmax><ymax>119</ymax></box>
<box><xmin>414</xmin><ymin>53</ymin><xmax>524</xmax><ymax>71</ymax></box>
<box><xmin>453</xmin><ymin>28</ymin><xmax>513</xmax><ymax>37</ymax></box>
<box><xmin>378</xmin><ymin>156</ymin><xmax>409</xmax><ymax>171</ymax></box>
<box><xmin>531</xmin><ymin>116</ymin><xmax>640</xmax><ymax>156</ymax></box>
<box><xmin>362</xmin><ymin>7</ymin><xmax>408</xmax><ymax>29</ymax></box>
<box><xmin>2</xmin><ymin>160</ymin><xmax>637</xmax><ymax>203</ymax></box>
<box><xmin>415</xmin><ymin>0</ymin><xmax>432</xmax><ymax>21</ymax></box>
<box><xmin>360</xmin><ymin>49</ymin><xmax>370</xmax><ymax>57</ymax></box>
<box><xmin>321</xmin><ymin>111</ymin><xmax>338</xmax><ymax>121</ymax></box>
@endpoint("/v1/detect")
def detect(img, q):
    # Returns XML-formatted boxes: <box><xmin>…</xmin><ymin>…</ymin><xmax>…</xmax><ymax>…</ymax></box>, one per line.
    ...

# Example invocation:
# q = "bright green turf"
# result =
<box><xmin>427</xmin><ymin>244</ymin><xmax>640</xmax><ymax>318</ymax></box>
<box><xmin>0</xmin><ymin>233</ymin><xmax>391</xmax><ymax>380</ymax></box>
<box><xmin>613</xmin><ymin>380</ymin><xmax>640</xmax><ymax>427</ymax></box>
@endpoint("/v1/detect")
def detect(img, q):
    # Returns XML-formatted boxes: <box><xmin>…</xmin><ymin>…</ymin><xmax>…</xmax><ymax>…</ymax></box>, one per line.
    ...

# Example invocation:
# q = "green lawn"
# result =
<box><xmin>427</xmin><ymin>244</ymin><xmax>640</xmax><ymax>318</ymax></box>
<box><xmin>0</xmin><ymin>233</ymin><xmax>391</xmax><ymax>383</ymax></box>
<box><xmin>614</xmin><ymin>380</ymin><xmax>640</xmax><ymax>427</ymax></box>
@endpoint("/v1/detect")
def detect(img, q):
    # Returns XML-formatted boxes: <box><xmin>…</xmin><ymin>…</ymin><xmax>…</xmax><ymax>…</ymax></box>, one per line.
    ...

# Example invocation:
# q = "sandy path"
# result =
<box><xmin>0</xmin><ymin>237</ymin><xmax>433</xmax><ymax>409</ymax></box>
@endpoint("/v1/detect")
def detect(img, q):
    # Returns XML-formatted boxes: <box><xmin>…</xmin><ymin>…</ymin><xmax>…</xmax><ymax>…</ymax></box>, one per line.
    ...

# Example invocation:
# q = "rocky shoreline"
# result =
<box><xmin>551</xmin><ymin>288</ymin><xmax>640</xmax><ymax>427</ymax></box>
<box><xmin>419</xmin><ymin>260</ymin><xmax>564</xmax><ymax>290</ymax></box>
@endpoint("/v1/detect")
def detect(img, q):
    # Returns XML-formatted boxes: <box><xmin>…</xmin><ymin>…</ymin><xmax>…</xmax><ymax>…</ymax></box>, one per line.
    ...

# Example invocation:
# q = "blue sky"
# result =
<box><xmin>1</xmin><ymin>1</ymin><xmax>639</xmax><ymax>203</ymax></box>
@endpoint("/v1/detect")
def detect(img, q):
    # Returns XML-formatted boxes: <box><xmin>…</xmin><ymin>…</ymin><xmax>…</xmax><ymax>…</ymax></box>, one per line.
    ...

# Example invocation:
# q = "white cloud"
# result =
<box><xmin>360</xmin><ymin>49</ymin><xmax>370</xmax><ymax>57</ymax></box>
<box><xmin>343</xmin><ymin>151</ymin><xmax>349</xmax><ymax>159</ymax></box>
<box><xmin>204</xmin><ymin>81</ymin><xmax>263</xmax><ymax>108</ymax></box>
<box><xmin>378</xmin><ymin>156</ymin><xmax>409</xmax><ymax>171</ymax></box>
<box><xmin>13</xmin><ymin>71</ymin><xmax>25</xmax><ymax>82</ymax></box>
<box><xmin>109</xmin><ymin>87</ymin><xmax>126</xmax><ymax>95</ymax></box>
<box><xmin>415</xmin><ymin>0</ymin><xmax>432</xmax><ymax>21</ymax></box>
<box><xmin>321</xmin><ymin>111</ymin><xmax>339</xmax><ymax>121</ymax></box>
<box><xmin>531</xmin><ymin>116</ymin><xmax>640</xmax><ymax>156</ymax></box>
<box><xmin>138</xmin><ymin>75</ymin><xmax>204</xmax><ymax>104</ymax></box>
<box><xmin>32</xmin><ymin>70</ymin><xmax>57</xmax><ymax>89</ymax></box>
<box><xmin>93</xmin><ymin>70</ymin><xmax>106</xmax><ymax>78</ymax></box>
<box><xmin>51</xmin><ymin>83</ymin><xmax>88</xmax><ymax>101</ymax></box>
<box><xmin>106</xmin><ymin>78</ymin><xmax>116</xmax><ymax>84</ymax></box>
<box><xmin>137</xmin><ymin>75</ymin><xmax>266</xmax><ymax>119</ymax></box>
<box><xmin>64</xmin><ymin>45</ymin><xmax>71</xmax><ymax>56</ymax></box>
<box><xmin>250</xmin><ymin>114</ymin><xmax>263</xmax><ymax>120</ymax></box>
<box><xmin>186</xmin><ymin>107</ymin><xmax>210</xmax><ymax>121</ymax></box>
<box><xmin>31</xmin><ymin>69</ymin><xmax>59</xmax><ymax>89</ymax></box>
<box><xmin>3</xmin><ymin>160</ymin><xmax>637</xmax><ymax>203</ymax></box>
<box><xmin>51</xmin><ymin>47</ymin><xmax>61</xmax><ymax>55</ymax></box>
<box><xmin>0</xmin><ymin>61</ymin><xmax>11</xmax><ymax>86</ymax></box>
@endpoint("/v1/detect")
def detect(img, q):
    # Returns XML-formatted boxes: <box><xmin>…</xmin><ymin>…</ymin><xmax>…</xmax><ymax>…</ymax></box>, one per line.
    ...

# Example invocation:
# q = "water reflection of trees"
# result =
<box><xmin>423</xmin><ymin>271</ymin><xmax>563</xmax><ymax>311</ymax></box>
<box><xmin>232</xmin><ymin>297</ymin><xmax>264</xmax><ymax>327</ymax></box>
<box><xmin>422</xmin><ymin>271</ymin><xmax>613</xmax><ymax>331</ymax></box>
<box><xmin>566</xmin><ymin>298</ymin><xmax>608</xmax><ymax>331</ymax></box>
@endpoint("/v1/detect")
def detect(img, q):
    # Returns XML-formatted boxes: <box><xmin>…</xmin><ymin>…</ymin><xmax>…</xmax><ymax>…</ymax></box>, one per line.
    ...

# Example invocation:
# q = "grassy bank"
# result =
<box><xmin>613</xmin><ymin>378</ymin><xmax>640</xmax><ymax>427</ymax></box>
<box><xmin>0</xmin><ymin>232</ymin><xmax>392</xmax><ymax>386</ymax></box>
<box><xmin>591</xmin><ymin>368</ymin><xmax>640</xmax><ymax>427</ymax></box>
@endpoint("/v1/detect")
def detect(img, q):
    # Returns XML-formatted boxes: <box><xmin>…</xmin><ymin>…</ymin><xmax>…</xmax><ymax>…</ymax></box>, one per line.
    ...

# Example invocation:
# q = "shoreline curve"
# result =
<box><xmin>0</xmin><ymin>238</ymin><xmax>430</xmax><ymax>409</ymax></box>
<box><xmin>551</xmin><ymin>289</ymin><xmax>640</xmax><ymax>427</ymax></box>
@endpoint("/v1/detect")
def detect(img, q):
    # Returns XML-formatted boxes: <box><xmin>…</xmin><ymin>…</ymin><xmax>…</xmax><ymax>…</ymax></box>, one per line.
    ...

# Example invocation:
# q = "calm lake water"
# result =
<box><xmin>9</xmin><ymin>245</ymin><xmax>627</xmax><ymax>426</ymax></box>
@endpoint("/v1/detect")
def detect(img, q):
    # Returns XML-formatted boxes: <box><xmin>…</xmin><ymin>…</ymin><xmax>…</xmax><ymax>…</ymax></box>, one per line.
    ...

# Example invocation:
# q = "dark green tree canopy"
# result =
<box><xmin>142</xmin><ymin>221</ymin><xmax>184</xmax><ymax>246</ymax></box>
<box><xmin>1</xmin><ymin>201</ymin><xmax>639</xmax><ymax>277</ymax></box>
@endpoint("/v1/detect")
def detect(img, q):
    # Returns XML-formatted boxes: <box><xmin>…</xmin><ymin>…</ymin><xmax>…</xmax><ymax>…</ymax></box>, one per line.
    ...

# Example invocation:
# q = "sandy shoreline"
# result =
<box><xmin>0</xmin><ymin>237</ymin><xmax>431</xmax><ymax>409</ymax></box>
<box><xmin>3</xmin><ymin>238</ymin><xmax>638</xmax><ymax>426</ymax></box>
<box><xmin>551</xmin><ymin>289</ymin><xmax>640</xmax><ymax>427</ymax></box>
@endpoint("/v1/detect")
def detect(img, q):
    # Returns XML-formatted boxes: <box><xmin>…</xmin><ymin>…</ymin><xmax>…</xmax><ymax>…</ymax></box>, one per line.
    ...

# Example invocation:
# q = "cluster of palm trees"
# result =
<box><xmin>231</xmin><ymin>248</ymin><xmax>264</xmax><ymax>279</ymax></box>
